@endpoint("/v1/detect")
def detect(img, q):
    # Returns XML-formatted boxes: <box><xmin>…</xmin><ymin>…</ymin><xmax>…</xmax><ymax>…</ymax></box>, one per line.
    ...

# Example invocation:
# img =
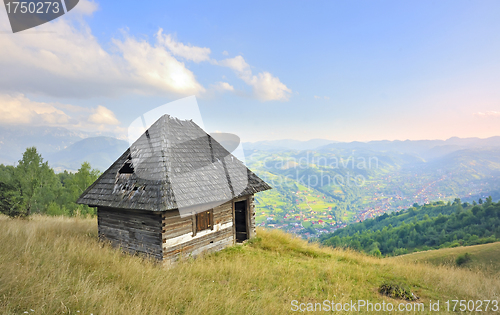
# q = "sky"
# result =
<box><xmin>1</xmin><ymin>0</ymin><xmax>500</xmax><ymax>143</ymax></box>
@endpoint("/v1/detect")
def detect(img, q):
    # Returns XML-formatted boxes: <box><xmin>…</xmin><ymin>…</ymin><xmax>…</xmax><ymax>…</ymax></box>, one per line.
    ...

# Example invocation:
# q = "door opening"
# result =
<box><xmin>234</xmin><ymin>200</ymin><xmax>248</xmax><ymax>242</ymax></box>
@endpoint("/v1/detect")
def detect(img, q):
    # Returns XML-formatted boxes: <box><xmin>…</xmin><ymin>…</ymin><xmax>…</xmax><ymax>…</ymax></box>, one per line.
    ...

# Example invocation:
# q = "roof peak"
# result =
<box><xmin>77</xmin><ymin>114</ymin><xmax>271</xmax><ymax>214</ymax></box>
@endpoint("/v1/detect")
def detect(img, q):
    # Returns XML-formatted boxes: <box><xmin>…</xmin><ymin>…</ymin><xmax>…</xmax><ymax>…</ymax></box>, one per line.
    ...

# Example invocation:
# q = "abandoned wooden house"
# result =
<box><xmin>77</xmin><ymin>114</ymin><xmax>271</xmax><ymax>265</ymax></box>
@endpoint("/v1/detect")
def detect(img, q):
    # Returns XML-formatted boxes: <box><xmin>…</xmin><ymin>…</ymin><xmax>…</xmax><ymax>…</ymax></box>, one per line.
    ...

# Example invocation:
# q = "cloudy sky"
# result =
<box><xmin>1</xmin><ymin>0</ymin><xmax>500</xmax><ymax>142</ymax></box>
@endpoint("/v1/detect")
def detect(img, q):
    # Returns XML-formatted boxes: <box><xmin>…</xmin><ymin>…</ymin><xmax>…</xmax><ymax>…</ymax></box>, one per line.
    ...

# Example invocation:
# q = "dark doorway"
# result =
<box><xmin>234</xmin><ymin>200</ymin><xmax>248</xmax><ymax>242</ymax></box>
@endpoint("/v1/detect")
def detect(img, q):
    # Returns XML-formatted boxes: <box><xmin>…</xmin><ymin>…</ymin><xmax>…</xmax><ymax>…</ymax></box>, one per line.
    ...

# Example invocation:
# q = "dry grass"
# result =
<box><xmin>1</xmin><ymin>215</ymin><xmax>499</xmax><ymax>314</ymax></box>
<box><xmin>392</xmin><ymin>242</ymin><xmax>500</xmax><ymax>274</ymax></box>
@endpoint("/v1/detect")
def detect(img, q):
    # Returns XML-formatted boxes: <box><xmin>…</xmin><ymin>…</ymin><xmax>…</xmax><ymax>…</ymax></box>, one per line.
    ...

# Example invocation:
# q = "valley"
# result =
<box><xmin>246</xmin><ymin>141</ymin><xmax>500</xmax><ymax>237</ymax></box>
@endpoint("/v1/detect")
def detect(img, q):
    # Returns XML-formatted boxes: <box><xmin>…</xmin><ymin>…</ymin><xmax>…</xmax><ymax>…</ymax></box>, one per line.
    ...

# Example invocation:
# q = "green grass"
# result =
<box><xmin>1</xmin><ymin>215</ymin><xmax>500</xmax><ymax>314</ymax></box>
<box><xmin>393</xmin><ymin>242</ymin><xmax>500</xmax><ymax>274</ymax></box>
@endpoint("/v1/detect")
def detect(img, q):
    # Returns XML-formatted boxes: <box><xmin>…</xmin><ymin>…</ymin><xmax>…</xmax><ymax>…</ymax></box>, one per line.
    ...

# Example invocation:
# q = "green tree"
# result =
<box><xmin>15</xmin><ymin>147</ymin><xmax>60</xmax><ymax>216</ymax></box>
<box><xmin>0</xmin><ymin>149</ymin><xmax>102</xmax><ymax>218</ymax></box>
<box><xmin>65</xmin><ymin>162</ymin><xmax>101</xmax><ymax>216</ymax></box>
<box><xmin>67</xmin><ymin>162</ymin><xmax>100</xmax><ymax>196</ymax></box>
<box><xmin>0</xmin><ymin>169</ymin><xmax>27</xmax><ymax>217</ymax></box>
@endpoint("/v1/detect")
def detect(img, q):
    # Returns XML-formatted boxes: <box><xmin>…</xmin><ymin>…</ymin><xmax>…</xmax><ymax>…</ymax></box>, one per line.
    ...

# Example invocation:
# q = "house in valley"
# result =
<box><xmin>77</xmin><ymin>114</ymin><xmax>271</xmax><ymax>265</ymax></box>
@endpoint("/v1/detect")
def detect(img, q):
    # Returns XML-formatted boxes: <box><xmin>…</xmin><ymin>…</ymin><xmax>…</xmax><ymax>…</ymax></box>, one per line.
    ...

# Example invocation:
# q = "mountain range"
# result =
<box><xmin>2</xmin><ymin>125</ymin><xmax>500</xmax><ymax>173</ymax></box>
<box><xmin>0</xmin><ymin>125</ymin><xmax>128</xmax><ymax>172</ymax></box>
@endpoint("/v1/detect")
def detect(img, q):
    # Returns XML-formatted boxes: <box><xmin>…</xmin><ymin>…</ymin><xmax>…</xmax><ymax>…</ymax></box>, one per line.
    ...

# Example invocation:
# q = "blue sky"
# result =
<box><xmin>1</xmin><ymin>0</ymin><xmax>500</xmax><ymax>142</ymax></box>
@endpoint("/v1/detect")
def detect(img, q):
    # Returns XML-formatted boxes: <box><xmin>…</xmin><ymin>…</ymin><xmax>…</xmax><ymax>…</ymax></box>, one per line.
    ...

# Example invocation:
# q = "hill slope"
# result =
<box><xmin>47</xmin><ymin>136</ymin><xmax>129</xmax><ymax>172</ymax></box>
<box><xmin>393</xmin><ymin>242</ymin><xmax>500</xmax><ymax>274</ymax></box>
<box><xmin>1</xmin><ymin>215</ymin><xmax>499</xmax><ymax>314</ymax></box>
<box><xmin>0</xmin><ymin>126</ymin><xmax>89</xmax><ymax>165</ymax></box>
<box><xmin>320</xmin><ymin>200</ymin><xmax>500</xmax><ymax>256</ymax></box>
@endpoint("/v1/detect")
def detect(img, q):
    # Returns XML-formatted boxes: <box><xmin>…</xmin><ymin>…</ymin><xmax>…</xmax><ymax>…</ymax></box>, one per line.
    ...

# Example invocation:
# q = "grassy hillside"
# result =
<box><xmin>320</xmin><ymin>200</ymin><xmax>500</xmax><ymax>256</ymax></box>
<box><xmin>393</xmin><ymin>242</ymin><xmax>500</xmax><ymax>274</ymax></box>
<box><xmin>1</xmin><ymin>216</ymin><xmax>500</xmax><ymax>314</ymax></box>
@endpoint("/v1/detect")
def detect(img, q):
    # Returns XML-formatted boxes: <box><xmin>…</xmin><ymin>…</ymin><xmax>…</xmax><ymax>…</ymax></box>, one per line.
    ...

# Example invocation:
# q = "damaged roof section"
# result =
<box><xmin>77</xmin><ymin>115</ymin><xmax>271</xmax><ymax>213</ymax></box>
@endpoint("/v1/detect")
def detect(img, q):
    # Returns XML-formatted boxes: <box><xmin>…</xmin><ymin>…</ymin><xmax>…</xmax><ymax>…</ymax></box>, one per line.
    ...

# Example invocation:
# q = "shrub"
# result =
<box><xmin>456</xmin><ymin>253</ymin><xmax>472</xmax><ymax>266</ymax></box>
<box><xmin>379</xmin><ymin>282</ymin><xmax>418</xmax><ymax>301</ymax></box>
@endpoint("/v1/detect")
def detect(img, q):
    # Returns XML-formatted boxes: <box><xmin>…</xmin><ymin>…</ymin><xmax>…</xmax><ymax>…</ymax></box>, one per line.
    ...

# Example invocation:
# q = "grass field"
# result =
<box><xmin>1</xmin><ymin>215</ymin><xmax>500</xmax><ymax>314</ymax></box>
<box><xmin>393</xmin><ymin>242</ymin><xmax>500</xmax><ymax>274</ymax></box>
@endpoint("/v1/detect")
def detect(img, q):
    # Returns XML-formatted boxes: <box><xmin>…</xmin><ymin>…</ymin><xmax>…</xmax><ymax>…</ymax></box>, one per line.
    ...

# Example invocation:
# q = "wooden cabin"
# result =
<box><xmin>77</xmin><ymin>115</ymin><xmax>271</xmax><ymax>265</ymax></box>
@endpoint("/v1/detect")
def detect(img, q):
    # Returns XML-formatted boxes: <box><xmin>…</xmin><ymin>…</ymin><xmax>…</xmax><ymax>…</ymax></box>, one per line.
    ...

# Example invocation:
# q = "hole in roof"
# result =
<box><xmin>119</xmin><ymin>161</ymin><xmax>134</xmax><ymax>174</ymax></box>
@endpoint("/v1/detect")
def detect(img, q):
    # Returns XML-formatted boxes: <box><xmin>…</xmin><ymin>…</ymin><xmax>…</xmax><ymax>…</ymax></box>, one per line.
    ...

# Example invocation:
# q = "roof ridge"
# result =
<box><xmin>77</xmin><ymin>114</ymin><xmax>271</xmax><ymax>212</ymax></box>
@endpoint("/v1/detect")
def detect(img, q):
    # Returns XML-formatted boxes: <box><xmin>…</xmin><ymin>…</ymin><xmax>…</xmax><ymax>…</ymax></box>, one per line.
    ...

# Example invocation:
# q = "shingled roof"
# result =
<box><xmin>77</xmin><ymin>115</ymin><xmax>271</xmax><ymax>213</ymax></box>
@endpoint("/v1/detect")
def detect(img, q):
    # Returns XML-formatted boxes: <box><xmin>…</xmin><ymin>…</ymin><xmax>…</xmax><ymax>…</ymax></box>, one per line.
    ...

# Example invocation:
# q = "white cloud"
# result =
<box><xmin>474</xmin><ymin>111</ymin><xmax>500</xmax><ymax>117</ymax></box>
<box><xmin>0</xmin><ymin>93</ymin><xmax>124</xmax><ymax>137</ymax></box>
<box><xmin>314</xmin><ymin>95</ymin><xmax>330</xmax><ymax>100</ymax></box>
<box><xmin>218</xmin><ymin>55</ymin><xmax>291</xmax><ymax>101</ymax></box>
<box><xmin>0</xmin><ymin>94</ymin><xmax>70</xmax><ymax>125</ymax></box>
<box><xmin>213</xmin><ymin>82</ymin><xmax>235</xmax><ymax>92</ymax></box>
<box><xmin>222</xmin><ymin>50</ymin><xmax>229</xmax><ymax>56</ymax></box>
<box><xmin>219</xmin><ymin>55</ymin><xmax>252</xmax><ymax>75</ymax></box>
<box><xmin>71</xmin><ymin>0</ymin><xmax>99</xmax><ymax>16</ymax></box>
<box><xmin>113</xmin><ymin>35</ymin><xmax>206</xmax><ymax>95</ymax></box>
<box><xmin>0</xmin><ymin>2</ymin><xmax>288</xmax><ymax>101</ymax></box>
<box><xmin>0</xmin><ymin>2</ymin><xmax>206</xmax><ymax>98</ymax></box>
<box><xmin>89</xmin><ymin>105</ymin><xmax>120</xmax><ymax>125</ymax></box>
<box><xmin>248</xmin><ymin>72</ymin><xmax>291</xmax><ymax>101</ymax></box>
<box><xmin>156</xmin><ymin>29</ymin><xmax>211</xmax><ymax>63</ymax></box>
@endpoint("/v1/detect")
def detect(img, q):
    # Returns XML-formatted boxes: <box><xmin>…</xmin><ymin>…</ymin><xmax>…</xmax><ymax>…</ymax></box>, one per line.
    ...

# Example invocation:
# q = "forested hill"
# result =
<box><xmin>319</xmin><ymin>198</ymin><xmax>500</xmax><ymax>256</ymax></box>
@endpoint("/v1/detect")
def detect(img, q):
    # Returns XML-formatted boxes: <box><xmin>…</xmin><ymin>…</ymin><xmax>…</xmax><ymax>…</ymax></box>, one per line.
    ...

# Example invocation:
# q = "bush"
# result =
<box><xmin>379</xmin><ymin>282</ymin><xmax>418</xmax><ymax>300</ymax></box>
<box><xmin>456</xmin><ymin>253</ymin><xmax>472</xmax><ymax>266</ymax></box>
<box><xmin>46</xmin><ymin>202</ymin><xmax>69</xmax><ymax>216</ymax></box>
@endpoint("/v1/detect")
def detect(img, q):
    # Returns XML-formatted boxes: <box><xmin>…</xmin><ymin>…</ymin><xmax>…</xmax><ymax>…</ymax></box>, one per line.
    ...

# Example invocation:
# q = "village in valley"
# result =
<box><xmin>251</xmin><ymin>150</ymin><xmax>500</xmax><ymax>238</ymax></box>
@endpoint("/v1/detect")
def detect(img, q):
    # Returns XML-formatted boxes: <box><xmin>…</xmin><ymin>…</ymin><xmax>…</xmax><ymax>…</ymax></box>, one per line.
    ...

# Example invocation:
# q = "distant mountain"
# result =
<box><xmin>0</xmin><ymin>125</ymin><xmax>89</xmax><ymax>165</ymax></box>
<box><xmin>317</xmin><ymin>136</ymin><xmax>500</xmax><ymax>160</ymax></box>
<box><xmin>47</xmin><ymin>136</ymin><xmax>129</xmax><ymax>172</ymax></box>
<box><xmin>426</xmin><ymin>148</ymin><xmax>500</xmax><ymax>177</ymax></box>
<box><xmin>243</xmin><ymin>138</ymin><xmax>337</xmax><ymax>151</ymax></box>
<box><xmin>2</xmin><ymin>124</ymin><xmax>500</xmax><ymax>175</ymax></box>
<box><xmin>243</xmin><ymin>136</ymin><xmax>500</xmax><ymax>156</ymax></box>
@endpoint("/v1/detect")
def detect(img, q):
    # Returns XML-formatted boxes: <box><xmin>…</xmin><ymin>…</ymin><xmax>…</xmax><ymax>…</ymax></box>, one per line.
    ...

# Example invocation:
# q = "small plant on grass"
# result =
<box><xmin>379</xmin><ymin>282</ymin><xmax>419</xmax><ymax>301</ymax></box>
<box><xmin>456</xmin><ymin>253</ymin><xmax>472</xmax><ymax>266</ymax></box>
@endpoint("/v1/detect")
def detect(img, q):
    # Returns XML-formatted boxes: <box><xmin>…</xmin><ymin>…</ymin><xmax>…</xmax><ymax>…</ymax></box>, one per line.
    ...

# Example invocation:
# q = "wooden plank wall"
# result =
<box><xmin>248</xmin><ymin>195</ymin><xmax>256</xmax><ymax>239</ymax></box>
<box><xmin>97</xmin><ymin>195</ymin><xmax>255</xmax><ymax>265</ymax></box>
<box><xmin>97</xmin><ymin>207</ymin><xmax>163</xmax><ymax>260</ymax></box>
<box><xmin>162</xmin><ymin>200</ymin><xmax>235</xmax><ymax>265</ymax></box>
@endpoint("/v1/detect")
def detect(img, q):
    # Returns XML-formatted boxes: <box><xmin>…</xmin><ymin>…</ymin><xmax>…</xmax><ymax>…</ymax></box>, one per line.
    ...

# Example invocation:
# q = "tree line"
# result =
<box><xmin>0</xmin><ymin>147</ymin><xmax>101</xmax><ymax>217</ymax></box>
<box><xmin>320</xmin><ymin>197</ymin><xmax>500</xmax><ymax>256</ymax></box>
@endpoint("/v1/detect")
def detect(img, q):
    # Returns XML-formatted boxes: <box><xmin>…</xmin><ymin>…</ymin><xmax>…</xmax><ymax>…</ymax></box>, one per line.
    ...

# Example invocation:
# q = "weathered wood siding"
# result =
<box><xmin>97</xmin><ymin>207</ymin><xmax>163</xmax><ymax>260</ymax></box>
<box><xmin>97</xmin><ymin>194</ymin><xmax>256</xmax><ymax>265</ymax></box>
<box><xmin>162</xmin><ymin>199</ymin><xmax>236</xmax><ymax>265</ymax></box>
<box><xmin>248</xmin><ymin>195</ymin><xmax>256</xmax><ymax>239</ymax></box>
